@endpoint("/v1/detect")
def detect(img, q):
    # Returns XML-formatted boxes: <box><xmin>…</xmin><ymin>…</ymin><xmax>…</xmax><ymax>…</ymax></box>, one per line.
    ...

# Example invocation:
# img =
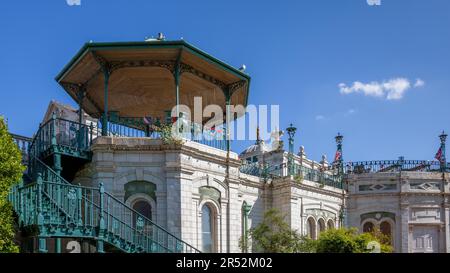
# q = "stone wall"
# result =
<box><xmin>347</xmin><ymin>171</ymin><xmax>450</xmax><ymax>253</ymax></box>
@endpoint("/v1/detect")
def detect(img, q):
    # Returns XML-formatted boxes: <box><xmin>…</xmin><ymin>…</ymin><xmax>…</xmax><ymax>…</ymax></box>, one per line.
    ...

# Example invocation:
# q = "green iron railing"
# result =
<box><xmin>28</xmin><ymin>116</ymin><xmax>93</xmax><ymax>164</ymax></box>
<box><xmin>290</xmin><ymin>163</ymin><xmax>343</xmax><ymax>189</ymax></box>
<box><xmin>28</xmin><ymin>114</ymin><xmax>228</xmax><ymax>154</ymax></box>
<box><xmin>239</xmin><ymin>162</ymin><xmax>343</xmax><ymax>189</ymax></box>
<box><xmin>96</xmin><ymin>117</ymin><xmax>228</xmax><ymax>151</ymax></box>
<box><xmin>11</xmin><ymin>134</ymin><xmax>32</xmax><ymax>167</ymax></box>
<box><xmin>9</xmin><ymin>158</ymin><xmax>200</xmax><ymax>253</ymax></box>
<box><xmin>344</xmin><ymin>159</ymin><xmax>449</xmax><ymax>174</ymax></box>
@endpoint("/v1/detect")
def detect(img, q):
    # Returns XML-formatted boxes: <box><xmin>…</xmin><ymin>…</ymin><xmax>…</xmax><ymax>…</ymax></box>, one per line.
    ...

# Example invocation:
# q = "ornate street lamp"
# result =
<box><xmin>335</xmin><ymin>133</ymin><xmax>344</xmax><ymax>175</ymax></box>
<box><xmin>286</xmin><ymin>124</ymin><xmax>297</xmax><ymax>175</ymax></box>
<box><xmin>439</xmin><ymin>131</ymin><xmax>448</xmax><ymax>144</ymax></box>
<box><xmin>439</xmin><ymin>131</ymin><xmax>447</xmax><ymax>172</ymax></box>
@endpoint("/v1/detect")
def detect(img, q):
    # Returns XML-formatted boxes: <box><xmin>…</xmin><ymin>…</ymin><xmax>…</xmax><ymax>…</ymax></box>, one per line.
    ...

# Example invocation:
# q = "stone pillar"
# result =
<box><xmin>227</xmin><ymin>181</ymin><xmax>241</xmax><ymax>253</ymax></box>
<box><xmin>400</xmin><ymin>196</ymin><xmax>410</xmax><ymax>253</ymax></box>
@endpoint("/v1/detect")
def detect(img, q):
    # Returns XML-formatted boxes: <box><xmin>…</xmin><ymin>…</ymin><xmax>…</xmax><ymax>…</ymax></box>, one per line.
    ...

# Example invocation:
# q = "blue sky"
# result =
<box><xmin>1</xmin><ymin>0</ymin><xmax>449</xmax><ymax>162</ymax></box>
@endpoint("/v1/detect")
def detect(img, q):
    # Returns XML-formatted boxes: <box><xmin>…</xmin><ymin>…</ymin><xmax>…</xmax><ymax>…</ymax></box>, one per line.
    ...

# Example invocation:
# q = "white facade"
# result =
<box><xmin>46</xmin><ymin>102</ymin><xmax>450</xmax><ymax>253</ymax></box>
<box><xmin>347</xmin><ymin>171</ymin><xmax>450</xmax><ymax>253</ymax></box>
<box><xmin>71</xmin><ymin>136</ymin><xmax>344</xmax><ymax>253</ymax></box>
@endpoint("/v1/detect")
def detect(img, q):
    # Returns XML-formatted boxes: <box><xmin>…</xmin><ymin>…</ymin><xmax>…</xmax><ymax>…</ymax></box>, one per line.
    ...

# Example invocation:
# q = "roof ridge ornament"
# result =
<box><xmin>157</xmin><ymin>33</ymin><xmax>166</xmax><ymax>41</ymax></box>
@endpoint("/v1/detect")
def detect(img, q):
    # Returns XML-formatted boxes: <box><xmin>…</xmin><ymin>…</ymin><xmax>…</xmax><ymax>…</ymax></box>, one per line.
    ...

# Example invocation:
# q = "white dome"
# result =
<box><xmin>240</xmin><ymin>142</ymin><xmax>268</xmax><ymax>157</ymax></box>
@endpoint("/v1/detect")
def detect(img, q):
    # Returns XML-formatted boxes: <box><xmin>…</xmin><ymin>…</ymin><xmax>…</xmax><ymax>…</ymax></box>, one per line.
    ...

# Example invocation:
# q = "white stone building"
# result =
<box><xmin>10</xmin><ymin>39</ymin><xmax>450</xmax><ymax>254</ymax></box>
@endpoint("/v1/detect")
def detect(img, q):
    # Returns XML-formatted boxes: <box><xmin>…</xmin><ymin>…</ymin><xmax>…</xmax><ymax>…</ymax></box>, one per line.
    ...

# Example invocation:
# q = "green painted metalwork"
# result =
<box><xmin>286</xmin><ymin>124</ymin><xmax>297</xmax><ymax>174</ymax></box>
<box><xmin>334</xmin><ymin>133</ymin><xmax>344</xmax><ymax>176</ymax></box>
<box><xmin>10</xmin><ymin>116</ymin><xmax>201</xmax><ymax>253</ymax></box>
<box><xmin>55</xmin><ymin>41</ymin><xmax>251</xmax><ymax>109</ymax></box>
<box><xmin>241</xmin><ymin>202</ymin><xmax>252</xmax><ymax>253</ymax></box>
<box><xmin>439</xmin><ymin>131</ymin><xmax>447</xmax><ymax>172</ymax></box>
<box><xmin>55</xmin><ymin>41</ymin><xmax>250</xmax><ymax>84</ymax></box>
<box><xmin>96</xmin><ymin>116</ymin><xmax>228</xmax><ymax>151</ymax></box>
<box><xmin>344</xmin><ymin>159</ymin><xmax>449</xmax><ymax>174</ymax></box>
<box><xmin>9</xmin><ymin>158</ymin><xmax>200</xmax><ymax>253</ymax></box>
<box><xmin>28</xmin><ymin>117</ymin><xmax>93</xmax><ymax>165</ymax></box>
<box><xmin>291</xmin><ymin>163</ymin><xmax>343</xmax><ymax>189</ymax></box>
<box><xmin>239</xmin><ymin>162</ymin><xmax>343</xmax><ymax>189</ymax></box>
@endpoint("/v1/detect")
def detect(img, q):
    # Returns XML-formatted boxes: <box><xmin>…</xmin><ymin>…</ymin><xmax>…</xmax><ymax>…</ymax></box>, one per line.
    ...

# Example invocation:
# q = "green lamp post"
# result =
<box><xmin>286</xmin><ymin>124</ymin><xmax>297</xmax><ymax>176</ymax></box>
<box><xmin>439</xmin><ymin>131</ymin><xmax>447</xmax><ymax>172</ymax></box>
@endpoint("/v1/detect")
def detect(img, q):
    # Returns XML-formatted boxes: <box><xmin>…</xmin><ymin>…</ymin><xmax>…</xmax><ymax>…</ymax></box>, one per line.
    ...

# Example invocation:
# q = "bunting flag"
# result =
<box><xmin>334</xmin><ymin>150</ymin><xmax>342</xmax><ymax>162</ymax></box>
<box><xmin>435</xmin><ymin>147</ymin><xmax>443</xmax><ymax>162</ymax></box>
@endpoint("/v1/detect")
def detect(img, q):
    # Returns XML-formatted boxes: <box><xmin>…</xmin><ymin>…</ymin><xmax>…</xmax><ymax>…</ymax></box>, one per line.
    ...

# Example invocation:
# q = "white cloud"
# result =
<box><xmin>414</xmin><ymin>78</ymin><xmax>425</xmax><ymax>88</ymax></box>
<box><xmin>345</xmin><ymin>109</ymin><xmax>356</xmax><ymax>116</ymax></box>
<box><xmin>339</xmin><ymin>77</ymin><xmax>425</xmax><ymax>100</ymax></box>
<box><xmin>315</xmin><ymin>115</ymin><xmax>325</xmax><ymax>121</ymax></box>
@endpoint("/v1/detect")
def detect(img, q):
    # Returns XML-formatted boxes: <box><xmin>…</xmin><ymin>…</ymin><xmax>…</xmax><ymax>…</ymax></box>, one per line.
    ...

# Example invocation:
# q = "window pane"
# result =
<box><xmin>202</xmin><ymin>205</ymin><xmax>213</xmax><ymax>252</ymax></box>
<box><xmin>363</xmin><ymin>222</ymin><xmax>374</xmax><ymax>233</ymax></box>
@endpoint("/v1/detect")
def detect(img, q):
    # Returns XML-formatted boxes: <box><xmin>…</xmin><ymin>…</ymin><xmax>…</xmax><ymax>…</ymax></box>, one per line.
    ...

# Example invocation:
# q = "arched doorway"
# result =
<box><xmin>306</xmin><ymin>217</ymin><xmax>317</xmax><ymax>240</ymax></box>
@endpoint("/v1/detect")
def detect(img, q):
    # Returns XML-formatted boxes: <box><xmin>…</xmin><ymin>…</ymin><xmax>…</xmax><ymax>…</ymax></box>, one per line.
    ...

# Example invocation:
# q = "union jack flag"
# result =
<box><xmin>334</xmin><ymin>150</ymin><xmax>342</xmax><ymax>162</ymax></box>
<box><xmin>435</xmin><ymin>147</ymin><xmax>443</xmax><ymax>162</ymax></box>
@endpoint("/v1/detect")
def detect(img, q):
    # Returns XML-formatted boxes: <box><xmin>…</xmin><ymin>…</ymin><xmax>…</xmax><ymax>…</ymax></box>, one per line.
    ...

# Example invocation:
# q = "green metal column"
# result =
<box><xmin>174</xmin><ymin>56</ymin><xmax>181</xmax><ymax>136</ymax></box>
<box><xmin>36</xmin><ymin>173</ymin><xmax>47</xmax><ymax>253</ymax></box>
<box><xmin>97</xmin><ymin>183</ymin><xmax>106</xmax><ymax>253</ymax></box>
<box><xmin>286</xmin><ymin>124</ymin><xmax>297</xmax><ymax>176</ymax></box>
<box><xmin>55</xmin><ymin>238</ymin><xmax>61</xmax><ymax>253</ymax></box>
<box><xmin>102</xmin><ymin>71</ymin><xmax>110</xmax><ymax>136</ymax></box>
<box><xmin>51</xmin><ymin>113</ymin><xmax>62</xmax><ymax>176</ymax></box>
<box><xmin>225</xmin><ymin>91</ymin><xmax>231</xmax><ymax>152</ymax></box>
<box><xmin>242</xmin><ymin>202</ymin><xmax>252</xmax><ymax>253</ymax></box>
<box><xmin>439</xmin><ymin>131</ymin><xmax>447</xmax><ymax>172</ymax></box>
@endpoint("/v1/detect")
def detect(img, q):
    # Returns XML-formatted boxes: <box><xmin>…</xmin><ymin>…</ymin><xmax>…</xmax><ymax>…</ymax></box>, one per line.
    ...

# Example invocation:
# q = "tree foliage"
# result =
<box><xmin>312</xmin><ymin>228</ymin><xmax>393</xmax><ymax>253</ymax></box>
<box><xmin>241</xmin><ymin>208</ymin><xmax>393</xmax><ymax>253</ymax></box>
<box><xmin>0</xmin><ymin>117</ymin><xmax>24</xmax><ymax>253</ymax></box>
<box><xmin>242</xmin><ymin>209</ymin><xmax>309</xmax><ymax>253</ymax></box>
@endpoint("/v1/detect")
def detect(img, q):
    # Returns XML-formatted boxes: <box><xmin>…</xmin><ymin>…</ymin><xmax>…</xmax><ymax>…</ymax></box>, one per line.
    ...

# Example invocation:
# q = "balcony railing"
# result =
<box><xmin>344</xmin><ymin>159</ymin><xmax>449</xmax><ymax>174</ymax></box>
<box><xmin>28</xmin><ymin>117</ymin><xmax>94</xmax><ymax>163</ymax></box>
<box><xmin>96</xmin><ymin>117</ymin><xmax>228</xmax><ymax>151</ymax></box>
<box><xmin>11</xmin><ymin>133</ymin><xmax>32</xmax><ymax>167</ymax></box>
<box><xmin>239</xmin><ymin>161</ymin><xmax>343</xmax><ymax>189</ymax></box>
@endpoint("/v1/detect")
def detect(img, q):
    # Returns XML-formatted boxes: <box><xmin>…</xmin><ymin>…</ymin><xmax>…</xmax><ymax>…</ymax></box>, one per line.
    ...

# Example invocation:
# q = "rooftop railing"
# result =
<box><xmin>239</xmin><ymin>161</ymin><xmax>343</xmax><ymax>189</ymax></box>
<box><xmin>344</xmin><ymin>159</ymin><xmax>449</xmax><ymax>174</ymax></box>
<box><xmin>96</xmin><ymin>117</ymin><xmax>228</xmax><ymax>151</ymax></box>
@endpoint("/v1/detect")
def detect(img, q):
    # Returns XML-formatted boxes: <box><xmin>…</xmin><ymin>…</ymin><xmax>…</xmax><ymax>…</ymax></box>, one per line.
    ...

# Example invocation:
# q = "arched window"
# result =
<box><xmin>363</xmin><ymin>221</ymin><xmax>375</xmax><ymax>233</ymax></box>
<box><xmin>380</xmin><ymin>221</ymin><xmax>392</xmax><ymax>244</ymax></box>
<box><xmin>306</xmin><ymin>218</ymin><xmax>317</xmax><ymax>240</ymax></box>
<box><xmin>202</xmin><ymin>204</ymin><xmax>215</xmax><ymax>252</ymax></box>
<box><xmin>327</xmin><ymin>219</ymin><xmax>335</xmax><ymax>230</ymax></box>
<box><xmin>133</xmin><ymin>200</ymin><xmax>152</xmax><ymax>221</ymax></box>
<box><xmin>318</xmin><ymin>219</ymin><xmax>326</xmax><ymax>234</ymax></box>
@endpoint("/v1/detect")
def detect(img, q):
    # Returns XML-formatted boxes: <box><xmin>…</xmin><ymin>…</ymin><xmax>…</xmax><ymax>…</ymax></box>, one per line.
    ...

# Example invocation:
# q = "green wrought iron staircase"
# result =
<box><xmin>10</xmin><ymin>116</ymin><xmax>200</xmax><ymax>253</ymax></box>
